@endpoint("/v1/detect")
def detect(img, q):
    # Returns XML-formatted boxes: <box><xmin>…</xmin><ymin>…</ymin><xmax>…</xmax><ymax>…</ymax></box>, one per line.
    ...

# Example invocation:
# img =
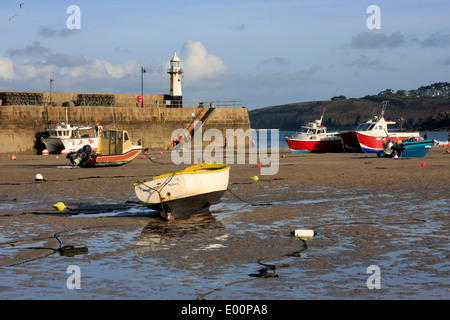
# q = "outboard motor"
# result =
<box><xmin>383</xmin><ymin>139</ymin><xmax>403</xmax><ymax>157</ymax></box>
<box><xmin>384</xmin><ymin>139</ymin><xmax>396</xmax><ymax>156</ymax></box>
<box><xmin>67</xmin><ymin>145</ymin><xmax>92</xmax><ymax>166</ymax></box>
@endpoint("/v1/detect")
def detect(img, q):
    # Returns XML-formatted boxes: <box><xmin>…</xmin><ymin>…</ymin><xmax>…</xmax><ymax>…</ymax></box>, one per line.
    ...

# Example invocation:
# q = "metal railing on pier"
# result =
<box><xmin>139</xmin><ymin>100</ymin><xmax>244</xmax><ymax>108</ymax></box>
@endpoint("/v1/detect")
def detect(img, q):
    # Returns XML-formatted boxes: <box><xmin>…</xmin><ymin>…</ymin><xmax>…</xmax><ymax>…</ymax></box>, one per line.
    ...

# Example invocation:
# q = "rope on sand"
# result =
<box><xmin>196</xmin><ymin>237</ymin><xmax>308</xmax><ymax>300</ymax></box>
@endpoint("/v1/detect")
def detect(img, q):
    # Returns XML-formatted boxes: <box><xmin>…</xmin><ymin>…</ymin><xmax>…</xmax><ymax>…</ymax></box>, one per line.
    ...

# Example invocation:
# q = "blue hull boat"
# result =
<box><xmin>377</xmin><ymin>139</ymin><xmax>437</xmax><ymax>158</ymax></box>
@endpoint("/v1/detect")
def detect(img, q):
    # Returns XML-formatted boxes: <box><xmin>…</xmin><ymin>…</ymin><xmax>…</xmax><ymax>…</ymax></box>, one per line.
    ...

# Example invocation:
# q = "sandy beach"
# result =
<box><xmin>0</xmin><ymin>146</ymin><xmax>449</xmax><ymax>300</ymax></box>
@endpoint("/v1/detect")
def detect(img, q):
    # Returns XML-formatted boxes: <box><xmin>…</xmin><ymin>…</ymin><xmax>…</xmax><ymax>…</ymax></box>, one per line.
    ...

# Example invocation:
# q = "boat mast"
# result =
<box><xmin>380</xmin><ymin>101</ymin><xmax>388</xmax><ymax>119</ymax></box>
<box><xmin>318</xmin><ymin>109</ymin><xmax>325</xmax><ymax>126</ymax></box>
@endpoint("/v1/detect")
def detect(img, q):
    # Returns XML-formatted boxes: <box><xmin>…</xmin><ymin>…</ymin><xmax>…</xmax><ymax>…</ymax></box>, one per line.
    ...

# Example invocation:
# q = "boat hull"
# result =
<box><xmin>286</xmin><ymin>138</ymin><xmax>343</xmax><ymax>153</ymax></box>
<box><xmin>400</xmin><ymin>139</ymin><xmax>435</xmax><ymax>158</ymax></box>
<box><xmin>61</xmin><ymin>137</ymin><xmax>99</xmax><ymax>154</ymax></box>
<box><xmin>41</xmin><ymin>137</ymin><xmax>65</xmax><ymax>153</ymax></box>
<box><xmin>340</xmin><ymin>131</ymin><xmax>361</xmax><ymax>152</ymax></box>
<box><xmin>356</xmin><ymin>132</ymin><xmax>422</xmax><ymax>153</ymax></box>
<box><xmin>134</xmin><ymin>164</ymin><xmax>230</xmax><ymax>219</ymax></box>
<box><xmin>145</xmin><ymin>190</ymin><xmax>227</xmax><ymax>217</ymax></box>
<box><xmin>377</xmin><ymin>139</ymin><xmax>435</xmax><ymax>158</ymax></box>
<box><xmin>80</xmin><ymin>148</ymin><xmax>141</xmax><ymax>167</ymax></box>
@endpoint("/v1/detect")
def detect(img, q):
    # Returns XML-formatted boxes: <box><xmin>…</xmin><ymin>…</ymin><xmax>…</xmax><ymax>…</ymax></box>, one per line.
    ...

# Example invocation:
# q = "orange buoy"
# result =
<box><xmin>421</xmin><ymin>162</ymin><xmax>426</xmax><ymax>167</ymax></box>
<box><xmin>10</xmin><ymin>155</ymin><xmax>16</xmax><ymax>161</ymax></box>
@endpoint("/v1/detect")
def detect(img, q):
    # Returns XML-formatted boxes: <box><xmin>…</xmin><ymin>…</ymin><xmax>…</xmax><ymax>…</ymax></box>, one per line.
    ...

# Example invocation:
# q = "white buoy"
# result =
<box><xmin>35</xmin><ymin>173</ymin><xmax>44</xmax><ymax>181</ymax></box>
<box><xmin>291</xmin><ymin>229</ymin><xmax>316</xmax><ymax>238</ymax></box>
<box><xmin>42</xmin><ymin>149</ymin><xmax>49</xmax><ymax>155</ymax></box>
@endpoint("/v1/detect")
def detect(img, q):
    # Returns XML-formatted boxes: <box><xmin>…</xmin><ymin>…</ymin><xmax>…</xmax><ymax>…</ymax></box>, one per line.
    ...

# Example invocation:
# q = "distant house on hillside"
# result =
<box><xmin>420</xmin><ymin>89</ymin><xmax>442</xmax><ymax>97</ymax></box>
<box><xmin>397</xmin><ymin>90</ymin><xmax>410</xmax><ymax>96</ymax></box>
<box><xmin>378</xmin><ymin>89</ymin><xmax>396</xmax><ymax>95</ymax></box>
<box><xmin>376</xmin><ymin>82</ymin><xmax>450</xmax><ymax>98</ymax></box>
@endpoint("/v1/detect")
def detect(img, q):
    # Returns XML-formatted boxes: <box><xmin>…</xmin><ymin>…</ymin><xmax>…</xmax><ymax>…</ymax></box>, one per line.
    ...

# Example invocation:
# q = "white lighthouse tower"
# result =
<box><xmin>167</xmin><ymin>52</ymin><xmax>183</xmax><ymax>107</ymax></box>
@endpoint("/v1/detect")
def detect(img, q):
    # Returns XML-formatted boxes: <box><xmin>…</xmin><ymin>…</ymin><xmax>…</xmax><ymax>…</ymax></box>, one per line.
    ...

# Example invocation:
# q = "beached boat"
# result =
<box><xmin>340</xmin><ymin>129</ymin><xmax>362</xmax><ymax>152</ymax></box>
<box><xmin>134</xmin><ymin>163</ymin><xmax>230</xmax><ymax>221</ymax></box>
<box><xmin>41</xmin><ymin>122</ymin><xmax>102</xmax><ymax>154</ymax></box>
<box><xmin>285</xmin><ymin>114</ymin><xmax>343</xmax><ymax>153</ymax></box>
<box><xmin>377</xmin><ymin>138</ymin><xmax>437</xmax><ymax>158</ymax></box>
<box><xmin>341</xmin><ymin>101</ymin><xmax>422</xmax><ymax>153</ymax></box>
<box><xmin>67</xmin><ymin>129</ymin><xmax>142</xmax><ymax>167</ymax></box>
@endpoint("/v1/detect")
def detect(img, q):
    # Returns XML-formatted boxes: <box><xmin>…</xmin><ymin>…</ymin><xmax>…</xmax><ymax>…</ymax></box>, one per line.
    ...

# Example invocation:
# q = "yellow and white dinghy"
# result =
<box><xmin>134</xmin><ymin>163</ymin><xmax>230</xmax><ymax>220</ymax></box>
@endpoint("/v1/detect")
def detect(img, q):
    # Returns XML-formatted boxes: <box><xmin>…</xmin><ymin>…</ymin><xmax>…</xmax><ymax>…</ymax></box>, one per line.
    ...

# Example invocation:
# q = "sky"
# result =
<box><xmin>1</xmin><ymin>0</ymin><xmax>449</xmax><ymax>110</ymax></box>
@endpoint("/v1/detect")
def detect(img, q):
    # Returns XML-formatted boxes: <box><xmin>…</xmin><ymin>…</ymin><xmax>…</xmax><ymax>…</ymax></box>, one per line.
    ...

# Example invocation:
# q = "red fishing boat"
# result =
<box><xmin>285</xmin><ymin>113</ymin><xmax>343</xmax><ymax>153</ymax></box>
<box><xmin>341</xmin><ymin>101</ymin><xmax>422</xmax><ymax>153</ymax></box>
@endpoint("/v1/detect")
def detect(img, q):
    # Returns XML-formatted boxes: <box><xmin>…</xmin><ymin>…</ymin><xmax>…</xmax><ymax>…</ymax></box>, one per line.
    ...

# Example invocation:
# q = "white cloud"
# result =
<box><xmin>0</xmin><ymin>55</ymin><xmax>15</xmax><ymax>80</ymax></box>
<box><xmin>92</xmin><ymin>59</ymin><xmax>139</xmax><ymax>79</ymax></box>
<box><xmin>0</xmin><ymin>41</ymin><xmax>224</xmax><ymax>92</ymax></box>
<box><xmin>180</xmin><ymin>40</ymin><xmax>226</xmax><ymax>80</ymax></box>
<box><xmin>0</xmin><ymin>54</ymin><xmax>139</xmax><ymax>83</ymax></box>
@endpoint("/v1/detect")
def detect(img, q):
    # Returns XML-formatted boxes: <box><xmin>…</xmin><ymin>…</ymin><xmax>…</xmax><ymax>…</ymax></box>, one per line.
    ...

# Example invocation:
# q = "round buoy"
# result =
<box><xmin>282</xmin><ymin>154</ymin><xmax>286</xmax><ymax>158</ymax></box>
<box><xmin>446</xmin><ymin>149</ymin><xmax>449</xmax><ymax>153</ymax></box>
<box><xmin>10</xmin><ymin>155</ymin><xmax>16</xmax><ymax>161</ymax></box>
<box><xmin>251</xmin><ymin>175</ymin><xmax>259</xmax><ymax>181</ymax></box>
<box><xmin>55</xmin><ymin>155</ymin><xmax>59</xmax><ymax>159</ymax></box>
<box><xmin>160</xmin><ymin>151</ymin><xmax>163</xmax><ymax>154</ymax></box>
<box><xmin>35</xmin><ymin>173</ymin><xmax>44</xmax><ymax>181</ymax></box>
<box><xmin>257</xmin><ymin>163</ymin><xmax>261</xmax><ymax>167</ymax></box>
<box><xmin>53</xmin><ymin>202</ymin><xmax>67</xmax><ymax>211</ymax></box>
<box><xmin>42</xmin><ymin>149</ymin><xmax>49</xmax><ymax>155</ymax></box>
<box><xmin>393</xmin><ymin>155</ymin><xmax>399</xmax><ymax>160</ymax></box>
<box><xmin>421</xmin><ymin>162</ymin><xmax>426</xmax><ymax>167</ymax></box>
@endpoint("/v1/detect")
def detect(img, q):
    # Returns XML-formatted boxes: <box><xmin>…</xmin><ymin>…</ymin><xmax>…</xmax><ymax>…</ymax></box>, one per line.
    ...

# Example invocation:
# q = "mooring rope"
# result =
<box><xmin>0</xmin><ymin>224</ymin><xmax>136</xmax><ymax>268</ymax></box>
<box><xmin>196</xmin><ymin>237</ymin><xmax>308</xmax><ymax>300</ymax></box>
<box><xmin>226</xmin><ymin>187</ymin><xmax>274</xmax><ymax>207</ymax></box>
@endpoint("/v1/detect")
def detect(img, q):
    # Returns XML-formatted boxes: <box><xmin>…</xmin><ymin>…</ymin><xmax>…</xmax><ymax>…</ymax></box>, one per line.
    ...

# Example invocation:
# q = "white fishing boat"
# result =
<box><xmin>134</xmin><ymin>163</ymin><xmax>230</xmax><ymax>221</ymax></box>
<box><xmin>41</xmin><ymin>122</ymin><xmax>102</xmax><ymax>154</ymax></box>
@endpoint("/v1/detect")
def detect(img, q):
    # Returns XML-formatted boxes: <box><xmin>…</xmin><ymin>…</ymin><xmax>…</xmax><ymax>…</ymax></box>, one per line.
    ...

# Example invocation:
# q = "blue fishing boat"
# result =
<box><xmin>377</xmin><ymin>138</ymin><xmax>437</xmax><ymax>158</ymax></box>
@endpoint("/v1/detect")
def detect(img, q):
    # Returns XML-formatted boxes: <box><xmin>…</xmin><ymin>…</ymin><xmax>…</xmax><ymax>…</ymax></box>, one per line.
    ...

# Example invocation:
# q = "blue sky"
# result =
<box><xmin>1</xmin><ymin>0</ymin><xmax>449</xmax><ymax>109</ymax></box>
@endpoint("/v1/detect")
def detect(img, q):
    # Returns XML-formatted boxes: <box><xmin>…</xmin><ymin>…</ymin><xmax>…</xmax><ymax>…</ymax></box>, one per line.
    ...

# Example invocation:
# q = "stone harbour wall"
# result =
<box><xmin>0</xmin><ymin>104</ymin><xmax>251</xmax><ymax>154</ymax></box>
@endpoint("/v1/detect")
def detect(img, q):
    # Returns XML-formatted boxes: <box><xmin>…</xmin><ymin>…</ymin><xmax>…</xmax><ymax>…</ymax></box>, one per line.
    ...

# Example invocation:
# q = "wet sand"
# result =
<box><xmin>0</xmin><ymin>147</ymin><xmax>449</xmax><ymax>300</ymax></box>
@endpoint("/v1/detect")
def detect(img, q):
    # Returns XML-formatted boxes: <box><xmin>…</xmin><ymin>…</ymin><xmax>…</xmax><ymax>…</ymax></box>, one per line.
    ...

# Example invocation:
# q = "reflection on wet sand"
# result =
<box><xmin>136</xmin><ymin>210</ymin><xmax>227</xmax><ymax>252</ymax></box>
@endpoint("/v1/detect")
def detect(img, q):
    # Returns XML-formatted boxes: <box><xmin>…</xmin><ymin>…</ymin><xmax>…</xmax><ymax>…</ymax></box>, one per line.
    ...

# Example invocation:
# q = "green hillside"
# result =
<box><xmin>249</xmin><ymin>95</ymin><xmax>450</xmax><ymax>131</ymax></box>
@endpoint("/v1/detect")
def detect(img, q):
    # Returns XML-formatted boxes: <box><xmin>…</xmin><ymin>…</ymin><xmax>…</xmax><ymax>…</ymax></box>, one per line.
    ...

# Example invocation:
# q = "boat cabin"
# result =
<box><xmin>46</xmin><ymin>123</ymin><xmax>101</xmax><ymax>139</ymax></box>
<box><xmin>97</xmin><ymin>129</ymin><xmax>133</xmax><ymax>155</ymax></box>
<box><xmin>46</xmin><ymin>123</ymin><xmax>73</xmax><ymax>138</ymax></box>
<box><xmin>298</xmin><ymin>126</ymin><xmax>326</xmax><ymax>135</ymax></box>
<box><xmin>355</xmin><ymin>117</ymin><xmax>395</xmax><ymax>133</ymax></box>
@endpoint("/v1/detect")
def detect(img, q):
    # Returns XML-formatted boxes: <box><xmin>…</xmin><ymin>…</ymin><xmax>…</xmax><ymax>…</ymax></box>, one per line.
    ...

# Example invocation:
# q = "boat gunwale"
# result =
<box><xmin>152</xmin><ymin>164</ymin><xmax>230</xmax><ymax>180</ymax></box>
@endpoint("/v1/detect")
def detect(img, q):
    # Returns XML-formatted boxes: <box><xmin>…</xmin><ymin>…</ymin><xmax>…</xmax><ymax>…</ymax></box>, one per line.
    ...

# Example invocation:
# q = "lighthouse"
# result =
<box><xmin>167</xmin><ymin>52</ymin><xmax>183</xmax><ymax>108</ymax></box>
